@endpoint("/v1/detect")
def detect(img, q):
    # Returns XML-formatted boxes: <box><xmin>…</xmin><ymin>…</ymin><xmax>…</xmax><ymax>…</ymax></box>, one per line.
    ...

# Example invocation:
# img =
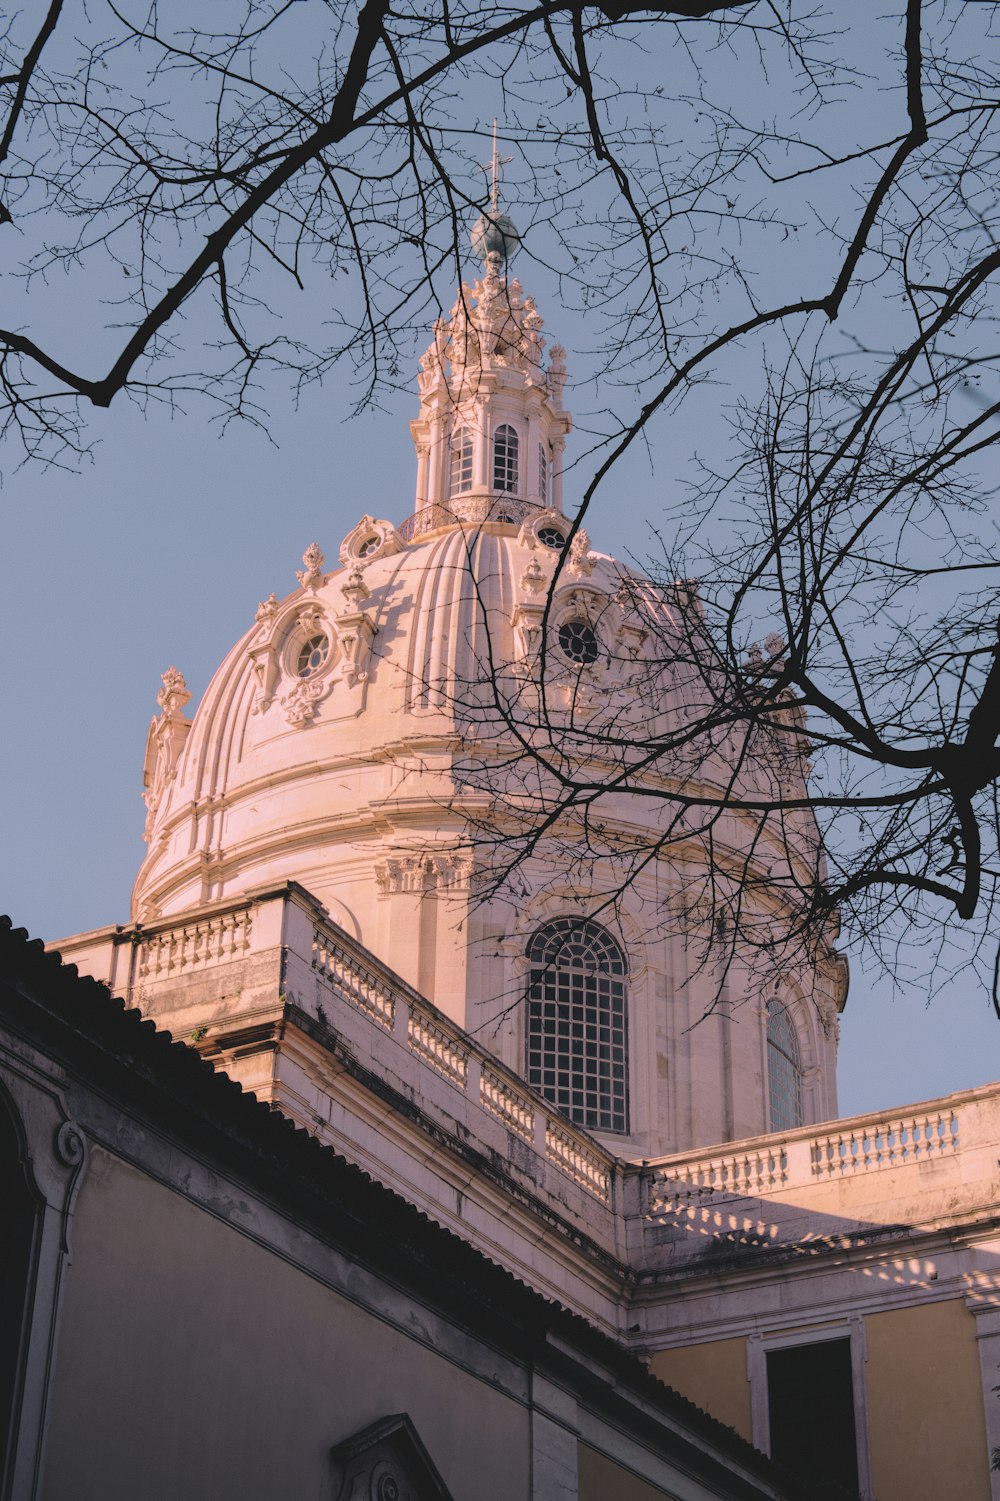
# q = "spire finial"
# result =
<box><xmin>483</xmin><ymin>119</ymin><xmax>513</xmax><ymax>215</ymax></box>
<box><xmin>471</xmin><ymin>120</ymin><xmax>520</xmax><ymax>266</ymax></box>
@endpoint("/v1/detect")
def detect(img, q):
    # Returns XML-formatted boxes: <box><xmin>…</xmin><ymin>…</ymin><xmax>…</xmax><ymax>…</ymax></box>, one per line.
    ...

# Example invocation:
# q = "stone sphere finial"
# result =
<box><xmin>473</xmin><ymin>119</ymin><xmax>520</xmax><ymax>265</ymax></box>
<box><xmin>471</xmin><ymin>210</ymin><xmax>521</xmax><ymax>266</ymax></box>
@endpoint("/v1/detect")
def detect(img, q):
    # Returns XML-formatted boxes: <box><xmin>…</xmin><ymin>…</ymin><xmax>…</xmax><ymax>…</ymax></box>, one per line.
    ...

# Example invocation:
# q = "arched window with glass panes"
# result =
<box><xmin>766</xmin><ymin>999</ymin><xmax>803</xmax><ymax>1131</ymax></box>
<box><xmin>493</xmin><ymin>423</ymin><xmax>519</xmax><ymax>494</ymax></box>
<box><xmin>525</xmin><ymin>918</ymin><xmax>629</xmax><ymax>1133</ymax></box>
<box><xmin>450</xmin><ymin>425</ymin><xmax>473</xmax><ymax>497</ymax></box>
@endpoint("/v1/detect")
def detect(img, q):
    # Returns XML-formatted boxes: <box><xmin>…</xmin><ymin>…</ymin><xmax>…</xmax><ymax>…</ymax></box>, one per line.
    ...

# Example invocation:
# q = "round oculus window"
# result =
<box><xmin>538</xmin><ymin>526</ymin><xmax>566</xmax><ymax>551</ymax></box>
<box><xmin>357</xmin><ymin>534</ymin><xmax>381</xmax><ymax>558</ymax></box>
<box><xmin>296</xmin><ymin>634</ymin><xmax>330</xmax><ymax>678</ymax></box>
<box><xmin>558</xmin><ymin>619</ymin><xmax>599</xmax><ymax>665</ymax></box>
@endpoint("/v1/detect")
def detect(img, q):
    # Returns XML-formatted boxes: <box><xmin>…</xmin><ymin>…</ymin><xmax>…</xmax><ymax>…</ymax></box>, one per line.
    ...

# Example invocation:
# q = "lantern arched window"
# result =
<box><xmin>449</xmin><ymin>425</ymin><xmax>474</xmax><ymax>497</ymax></box>
<box><xmin>767</xmin><ymin>999</ymin><xmax>803</xmax><ymax>1131</ymax></box>
<box><xmin>526</xmin><ymin>918</ymin><xmax>629</xmax><ymax>1133</ymax></box>
<box><xmin>493</xmin><ymin>424</ymin><xmax>519</xmax><ymax>494</ymax></box>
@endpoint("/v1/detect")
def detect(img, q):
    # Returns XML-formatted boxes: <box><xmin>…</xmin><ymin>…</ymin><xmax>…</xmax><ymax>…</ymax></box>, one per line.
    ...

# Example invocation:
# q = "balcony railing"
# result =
<box><xmin>310</xmin><ymin>917</ymin><xmax>613</xmax><ymax>1204</ymax></box>
<box><xmin>398</xmin><ymin>496</ymin><xmax>543</xmax><ymax>541</ymax></box>
<box><xmin>643</xmin><ymin>1105</ymin><xmax>963</xmax><ymax>1220</ymax></box>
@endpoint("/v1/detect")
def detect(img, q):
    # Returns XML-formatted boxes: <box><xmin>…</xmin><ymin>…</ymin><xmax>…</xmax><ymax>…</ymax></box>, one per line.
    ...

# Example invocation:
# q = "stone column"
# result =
<box><xmin>475</xmin><ymin>400</ymin><xmax>491</xmax><ymax>490</ymax></box>
<box><xmin>428</xmin><ymin>415</ymin><xmax>445</xmax><ymax>506</ymax></box>
<box><xmin>551</xmin><ymin>436</ymin><xmax>566</xmax><ymax>514</ymax></box>
<box><xmin>526</xmin><ymin>404</ymin><xmax>541</xmax><ymax>501</ymax></box>
<box><xmin>414</xmin><ymin>440</ymin><xmax>429</xmax><ymax>509</ymax></box>
<box><xmin>967</xmin><ymin>1291</ymin><xmax>1000</xmax><ymax>1499</ymax></box>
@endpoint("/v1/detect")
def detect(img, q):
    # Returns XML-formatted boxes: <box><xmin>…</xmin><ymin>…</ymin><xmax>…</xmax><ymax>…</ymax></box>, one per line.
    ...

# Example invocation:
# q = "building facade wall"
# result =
<box><xmin>578</xmin><ymin>1444</ymin><xmax>686</xmax><ymax>1500</ymax></box>
<box><xmin>42</xmin><ymin>1147</ymin><xmax>531</xmax><ymax>1501</ymax></box>
<box><xmin>865</xmin><ymin>1299</ymin><xmax>990</xmax><ymax>1501</ymax></box>
<box><xmin>649</xmin><ymin>1340</ymin><xmax>753</xmax><ymax>1444</ymax></box>
<box><xmin>646</xmin><ymin>1298</ymin><xmax>994</xmax><ymax>1501</ymax></box>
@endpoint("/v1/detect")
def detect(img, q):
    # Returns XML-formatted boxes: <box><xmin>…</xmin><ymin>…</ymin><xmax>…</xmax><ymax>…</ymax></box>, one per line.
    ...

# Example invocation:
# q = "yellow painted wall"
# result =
<box><xmin>578</xmin><ymin>1443</ymin><xmax>679</xmax><ymax>1500</ymax></box>
<box><xmin>649</xmin><ymin>1336</ymin><xmax>752</xmax><ymax>1441</ymax></box>
<box><xmin>866</xmin><ymin>1298</ymin><xmax>989</xmax><ymax>1501</ymax></box>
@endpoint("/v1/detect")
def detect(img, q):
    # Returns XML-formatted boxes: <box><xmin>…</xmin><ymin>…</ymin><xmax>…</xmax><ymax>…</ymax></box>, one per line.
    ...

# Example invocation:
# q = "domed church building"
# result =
<box><xmin>5</xmin><ymin>198</ymin><xmax>1000</xmax><ymax>1501</ymax></box>
<box><xmin>127</xmin><ymin>206</ymin><xmax>841</xmax><ymax>1164</ymax></box>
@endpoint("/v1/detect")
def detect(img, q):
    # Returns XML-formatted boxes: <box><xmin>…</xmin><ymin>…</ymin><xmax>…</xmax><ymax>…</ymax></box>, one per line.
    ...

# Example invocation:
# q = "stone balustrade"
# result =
<box><xmin>399</xmin><ymin>496</ymin><xmax>542</xmax><ymax>541</ymax></box>
<box><xmin>643</xmin><ymin>1103</ymin><xmax>964</xmax><ymax>1222</ymax></box>
<box><xmin>643</xmin><ymin>1144</ymin><xmax>790</xmax><ymax>1218</ymax></box>
<box><xmin>312</xmin><ymin>926</ymin><xmax>396</xmax><ymax>1032</ymax></box>
<box><xmin>809</xmin><ymin>1110</ymin><xmax>959</xmax><ymax>1175</ymax></box>
<box><xmin>137</xmin><ymin>906</ymin><xmax>254</xmax><ymax>981</ymax></box>
<box><xmin>308</xmin><ymin>914</ymin><xmax>614</xmax><ymax>1206</ymax></box>
<box><xmin>633</xmin><ymin>1093</ymin><xmax>992</xmax><ymax>1271</ymax></box>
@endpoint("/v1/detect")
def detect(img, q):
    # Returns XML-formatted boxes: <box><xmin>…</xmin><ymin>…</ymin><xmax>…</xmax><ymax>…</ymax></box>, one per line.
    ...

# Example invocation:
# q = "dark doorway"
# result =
<box><xmin>766</xmin><ymin>1337</ymin><xmax>860</xmax><ymax>1498</ymax></box>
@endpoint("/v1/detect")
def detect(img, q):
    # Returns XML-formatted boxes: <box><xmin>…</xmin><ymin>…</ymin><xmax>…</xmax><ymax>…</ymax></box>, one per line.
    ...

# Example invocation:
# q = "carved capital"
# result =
<box><xmin>375</xmin><ymin>853</ymin><xmax>474</xmax><ymax>896</ymax></box>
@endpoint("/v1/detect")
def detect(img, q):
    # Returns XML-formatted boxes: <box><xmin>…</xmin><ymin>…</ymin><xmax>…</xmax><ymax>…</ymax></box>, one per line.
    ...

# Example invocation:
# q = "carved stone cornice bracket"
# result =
<box><xmin>248</xmin><ymin>641</ymin><xmax>279</xmax><ymax>716</ymax></box>
<box><xmin>374</xmin><ymin>852</ymin><xmax>474</xmax><ymax>896</ymax></box>
<box><xmin>512</xmin><ymin>599</ymin><xmax>545</xmax><ymax>663</ymax></box>
<box><xmin>333</xmin><ymin>602</ymin><xmax>376</xmax><ymax>689</ymax></box>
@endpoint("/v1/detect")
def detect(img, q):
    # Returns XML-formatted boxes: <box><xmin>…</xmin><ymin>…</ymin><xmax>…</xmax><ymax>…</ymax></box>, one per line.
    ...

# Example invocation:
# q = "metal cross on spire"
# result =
<box><xmin>471</xmin><ymin>120</ymin><xmax>521</xmax><ymax>265</ymax></box>
<box><xmin>482</xmin><ymin>119</ymin><xmax>513</xmax><ymax>214</ymax></box>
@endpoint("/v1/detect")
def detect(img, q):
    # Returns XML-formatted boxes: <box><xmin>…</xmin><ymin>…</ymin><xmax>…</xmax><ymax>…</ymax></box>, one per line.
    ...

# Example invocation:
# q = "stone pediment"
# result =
<box><xmin>330</xmin><ymin>1412</ymin><xmax>454</xmax><ymax>1501</ymax></box>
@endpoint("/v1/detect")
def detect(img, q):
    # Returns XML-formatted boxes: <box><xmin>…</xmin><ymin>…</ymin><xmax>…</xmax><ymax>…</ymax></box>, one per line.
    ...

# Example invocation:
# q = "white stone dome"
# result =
<box><xmin>133</xmin><ymin>249</ymin><xmax>843</xmax><ymax>1159</ymax></box>
<box><xmin>135</xmin><ymin>514</ymin><xmax>682</xmax><ymax>926</ymax></box>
